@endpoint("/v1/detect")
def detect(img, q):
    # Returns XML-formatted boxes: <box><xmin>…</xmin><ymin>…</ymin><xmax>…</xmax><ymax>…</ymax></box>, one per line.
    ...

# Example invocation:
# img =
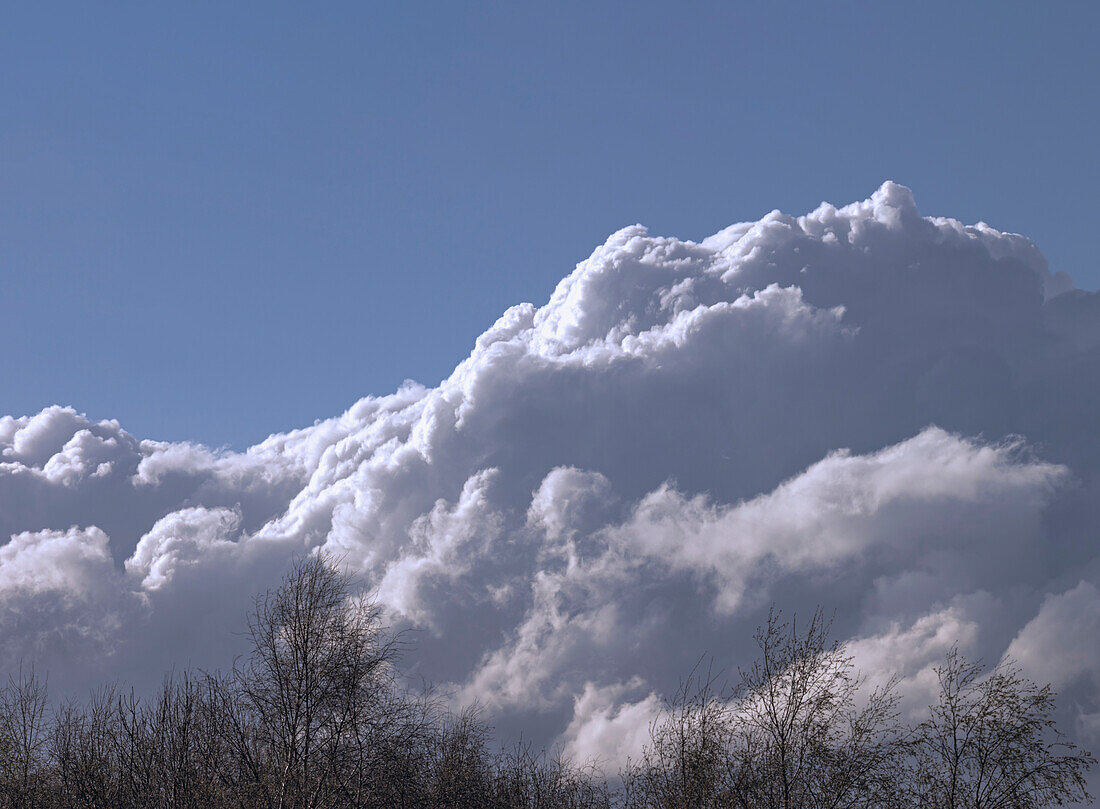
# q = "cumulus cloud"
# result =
<box><xmin>375</xmin><ymin>469</ymin><xmax>504</xmax><ymax>627</ymax></box>
<box><xmin>448</xmin><ymin>429</ymin><xmax>1063</xmax><ymax>720</ymax></box>
<box><xmin>126</xmin><ymin>506</ymin><xmax>245</xmax><ymax>591</ymax></box>
<box><xmin>0</xmin><ymin>526</ymin><xmax>137</xmax><ymax>670</ymax></box>
<box><xmin>845</xmin><ymin>591</ymin><xmax>1009</xmax><ymax>717</ymax></box>
<box><xmin>605</xmin><ymin>429</ymin><xmax>1065</xmax><ymax>614</ymax></box>
<box><xmin>560</xmin><ymin>681</ymin><xmax>661</xmax><ymax>770</ymax></box>
<box><xmin>1005</xmin><ymin>580</ymin><xmax>1100</xmax><ymax>743</ymax></box>
<box><xmin>1007</xmin><ymin>582</ymin><xmax>1100</xmax><ymax>690</ymax></box>
<box><xmin>3</xmin><ymin>182</ymin><xmax>1100</xmax><ymax>764</ymax></box>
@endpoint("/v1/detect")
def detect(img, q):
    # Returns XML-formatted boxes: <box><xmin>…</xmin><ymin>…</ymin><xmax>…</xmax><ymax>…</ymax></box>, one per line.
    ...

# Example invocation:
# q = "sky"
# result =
<box><xmin>5</xmin><ymin>179</ymin><xmax>1100</xmax><ymax>772</ymax></box>
<box><xmin>4</xmin><ymin>2</ymin><xmax>1100</xmax><ymax>792</ymax></box>
<box><xmin>2</xmin><ymin>2</ymin><xmax>1098</xmax><ymax>447</ymax></box>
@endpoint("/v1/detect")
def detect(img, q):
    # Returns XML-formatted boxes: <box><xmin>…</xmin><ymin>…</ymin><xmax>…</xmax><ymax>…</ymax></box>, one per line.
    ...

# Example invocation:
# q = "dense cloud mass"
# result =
<box><xmin>3</xmin><ymin>182</ymin><xmax>1100</xmax><ymax>772</ymax></box>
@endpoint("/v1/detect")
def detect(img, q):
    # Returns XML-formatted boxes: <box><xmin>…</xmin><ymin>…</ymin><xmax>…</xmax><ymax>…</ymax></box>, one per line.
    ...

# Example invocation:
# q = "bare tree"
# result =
<box><xmin>490</xmin><ymin>739</ymin><xmax>612</xmax><ymax>809</ymax></box>
<box><xmin>212</xmin><ymin>552</ymin><xmax>413</xmax><ymax>809</ymax></box>
<box><xmin>3</xmin><ymin>569</ymin><xmax>1095</xmax><ymax>809</ymax></box>
<box><xmin>909</xmin><ymin>648</ymin><xmax>1095</xmax><ymax>809</ymax></box>
<box><xmin>0</xmin><ymin>664</ymin><xmax>50</xmax><ymax>809</ymax></box>
<box><xmin>621</xmin><ymin>660</ymin><xmax>735</xmax><ymax>809</ymax></box>
<box><xmin>729</xmin><ymin>608</ymin><xmax>905</xmax><ymax>809</ymax></box>
<box><xmin>50</xmin><ymin>683</ymin><xmax>128</xmax><ymax>809</ymax></box>
<box><xmin>420</xmin><ymin>708</ymin><xmax>494</xmax><ymax>807</ymax></box>
<box><xmin>623</xmin><ymin>609</ymin><xmax>906</xmax><ymax>809</ymax></box>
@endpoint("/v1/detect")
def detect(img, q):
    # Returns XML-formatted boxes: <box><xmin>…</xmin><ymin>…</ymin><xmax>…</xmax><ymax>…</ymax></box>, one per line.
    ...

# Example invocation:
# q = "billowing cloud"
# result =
<box><xmin>0</xmin><ymin>526</ymin><xmax>137</xmax><ymax>670</ymax></box>
<box><xmin>3</xmin><ymin>182</ymin><xmax>1100</xmax><ymax>768</ymax></box>
<box><xmin>1004</xmin><ymin>582</ymin><xmax>1100</xmax><ymax>743</ymax></box>
<box><xmin>560</xmin><ymin>681</ymin><xmax>661</xmax><ymax>771</ymax></box>
<box><xmin>603</xmin><ymin>429</ymin><xmax>1064</xmax><ymax>614</ymax></box>
<box><xmin>1007</xmin><ymin>582</ymin><xmax>1100</xmax><ymax>691</ymax></box>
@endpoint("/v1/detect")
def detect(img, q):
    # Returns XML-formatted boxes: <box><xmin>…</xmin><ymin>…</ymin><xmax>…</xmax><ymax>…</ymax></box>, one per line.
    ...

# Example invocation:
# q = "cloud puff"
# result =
<box><xmin>1006</xmin><ymin>581</ymin><xmax>1100</xmax><ymax>699</ymax></box>
<box><xmin>605</xmin><ymin>429</ymin><xmax>1064</xmax><ymax>613</ymax></box>
<box><xmin>126</xmin><ymin>506</ymin><xmax>245</xmax><ymax>591</ymax></box>
<box><xmin>560</xmin><ymin>681</ymin><xmax>661</xmax><ymax>771</ymax></box>
<box><xmin>451</xmin><ymin>429</ymin><xmax>1063</xmax><ymax>719</ymax></box>
<box><xmin>0</xmin><ymin>526</ymin><xmax>137</xmax><ymax>671</ymax></box>
<box><xmin>3</xmin><ymin>182</ymin><xmax>1100</xmax><ymax>763</ymax></box>
<box><xmin>0</xmin><ymin>525</ymin><xmax>118</xmax><ymax>599</ymax></box>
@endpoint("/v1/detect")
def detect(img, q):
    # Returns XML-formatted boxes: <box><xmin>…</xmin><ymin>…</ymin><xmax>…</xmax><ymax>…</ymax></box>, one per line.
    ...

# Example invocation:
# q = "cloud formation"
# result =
<box><xmin>3</xmin><ymin>182</ymin><xmax>1099</xmax><ymax>772</ymax></box>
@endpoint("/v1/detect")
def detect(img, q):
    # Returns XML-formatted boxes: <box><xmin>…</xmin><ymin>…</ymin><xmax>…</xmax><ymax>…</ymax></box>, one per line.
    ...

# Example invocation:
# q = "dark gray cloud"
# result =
<box><xmin>2</xmin><ymin>182</ymin><xmax>1098</xmax><ymax>772</ymax></box>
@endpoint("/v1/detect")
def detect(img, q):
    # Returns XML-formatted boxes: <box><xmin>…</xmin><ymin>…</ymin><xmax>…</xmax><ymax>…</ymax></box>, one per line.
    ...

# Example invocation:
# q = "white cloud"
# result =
<box><xmin>2</xmin><ymin>182</ymin><xmax>1099</xmax><ymax>761</ymax></box>
<box><xmin>451</xmin><ymin>429</ymin><xmax>1062</xmax><ymax>717</ymax></box>
<box><xmin>606</xmin><ymin>429</ymin><xmax>1064</xmax><ymax>613</ymax></box>
<box><xmin>1005</xmin><ymin>581</ymin><xmax>1100</xmax><ymax>692</ymax></box>
<box><xmin>1003</xmin><ymin>583</ymin><xmax>1100</xmax><ymax>746</ymax></box>
<box><xmin>0</xmin><ymin>526</ymin><xmax>138</xmax><ymax>669</ymax></box>
<box><xmin>0</xmin><ymin>525</ymin><xmax>117</xmax><ymax>596</ymax></box>
<box><xmin>847</xmin><ymin>592</ymin><xmax>1003</xmax><ymax>718</ymax></box>
<box><xmin>126</xmin><ymin>506</ymin><xmax>244</xmax><ymax>591</ymax></box>
<box><xmin>375</xmin><ymin>469</ymin><xmax>504</xmax><ymax>627</ymax></box>
<box><xmin>561</xmin><ymin>681</ymin><xmax>661</xmax><ymax>771</ymax></box>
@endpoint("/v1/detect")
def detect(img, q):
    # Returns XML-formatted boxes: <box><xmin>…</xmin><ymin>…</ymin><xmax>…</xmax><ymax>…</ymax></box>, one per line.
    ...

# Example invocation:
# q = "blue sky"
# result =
<box><xmin>3</xmin><ymin>2</ymin><xmax>1097</xmax><ymax>448</ymax></box>
<box><xmin>6</xmin><ymin>5</ymin><xmax>1100</xmax><ymax>773</ymax></box>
